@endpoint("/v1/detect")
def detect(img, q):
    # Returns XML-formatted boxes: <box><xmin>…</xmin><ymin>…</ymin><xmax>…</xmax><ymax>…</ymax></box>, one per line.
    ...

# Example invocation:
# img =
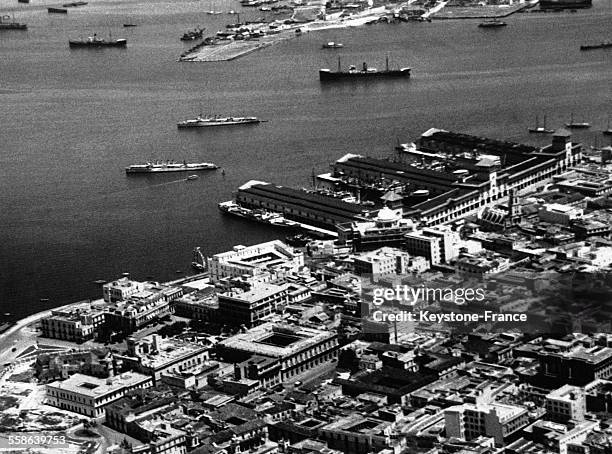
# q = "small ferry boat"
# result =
<box><xmin>322</xmin><ymin>41</ymin><xmax>343</xmax><ymax>49</ymax></box>
<box><xmin>186</xmin><ymin>174</ymin><xmax>199</xmax><ymax>180</ymax></box>
<box><xmin>177</xmin><ymin>115</ymin><xmax>263</xmax><ymax>128</ymax></box>
<box><xmin>565</xmin><ymin>113</ymin><xmax>591</xmax><ymax>129</ymax></box>
<box><xmin>478</xmin><ymin>18</ymin><xmax>507</xmax><ymax>28</ymax></box>
<box><xmin>126</xmin><ymin>161</ymin><xmax>218</xmax><ymax>174</ymax></box>
<box><xmin>48</xmin><ymin>7</ymin><xmax>68</xmax><ymax>13</ymax></box>
<box><xmin>528</xmin><ymin>115</ymin><xmax>554</xmax><ymax>134</ymax></box>
<box><xmin>69</xmin><ymin>34</ymin><xmax>127</xmax><ymax>48</ymax></box>
<box><xmin>0</xmin><ymin>15</ymin><xmax>27</xmax><ymax>29</ymax></box>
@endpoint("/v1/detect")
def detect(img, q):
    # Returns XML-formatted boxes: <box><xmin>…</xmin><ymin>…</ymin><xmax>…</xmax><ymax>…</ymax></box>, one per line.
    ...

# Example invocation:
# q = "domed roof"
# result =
<box><xmin>376</xmin><ymin>206</ymin><xmax>399</xmax><ymax>222</ymax></box>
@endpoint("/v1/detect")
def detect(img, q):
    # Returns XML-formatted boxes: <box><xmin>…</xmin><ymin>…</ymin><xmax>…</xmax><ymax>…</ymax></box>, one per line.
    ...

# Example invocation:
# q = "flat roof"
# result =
<box><xmin>47</xmin><ymin>372</ymin><xmax>150</xmax><ymax>397</ymax></box>
<box><xmin>219</xmin><ymin>322</ymin><xmax>335</xmax><ymax>358</ymax></box>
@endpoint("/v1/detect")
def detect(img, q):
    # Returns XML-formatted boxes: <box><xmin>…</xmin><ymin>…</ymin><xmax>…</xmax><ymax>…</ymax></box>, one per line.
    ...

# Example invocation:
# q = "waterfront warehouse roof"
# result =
<box><xmin>421</xmin><ymin>130</ymin><xmax>539</xmax><ymax>157</ymax></box>
<box><xmin>337</xmin><ymin>156</ymin><xmax>460</xmax><ymax>184</ymax></box>
<box><xmin>238</xmin><ymin>182</ymin><xmax>367</xmax><ymax>217</ymax></box>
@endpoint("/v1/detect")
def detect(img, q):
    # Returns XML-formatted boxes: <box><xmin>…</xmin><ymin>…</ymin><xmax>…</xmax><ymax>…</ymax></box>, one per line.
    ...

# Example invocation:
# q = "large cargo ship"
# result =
<box><xmin>69</xmin><ymin>34</ymin><xmax>127</xmax><ymax>48</ymax></box>
<box><xmin>177</xmin><ymin>116</ymin><xmax>262</xmax><ymax>128</ymax></box>
<box><xmin>320</xmin><ymin>57</ymin><xmax>411</xmax><ymax>81</ymax></box>
<box><xmin>539</xmin><ymin>0</ymin><xmax>591</xmax><ymax>8</ymax></box>
<box><xmin>125</xmin><ymin>161</ymin><xmax>218</xmax><ymax>174</ymax></box>
<box><xmin>0</xmin><ymin>15</ymin><xmax>27</xmax><ymax>30</ymax></box>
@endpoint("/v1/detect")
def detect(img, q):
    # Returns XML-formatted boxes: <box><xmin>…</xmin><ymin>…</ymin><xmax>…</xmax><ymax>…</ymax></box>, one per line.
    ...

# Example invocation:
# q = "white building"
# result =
<box><xmin>207</xmin><ymin>240</ymin><xmax>304</xmax><ymax>283</ymax></box>
<box><xmin>545</xmin><ymin>385</ymin><xmax>586</xmax><ymax>423</ymax></box>
<box><xmin>46</xmin><ymin>372</ymin><xmax>152</xmax><ymax>417</ymax></box>
<box><xmin>538</xmin><ymin>203</ymin><xmax>583</xmax><ymax>225</ymax></box>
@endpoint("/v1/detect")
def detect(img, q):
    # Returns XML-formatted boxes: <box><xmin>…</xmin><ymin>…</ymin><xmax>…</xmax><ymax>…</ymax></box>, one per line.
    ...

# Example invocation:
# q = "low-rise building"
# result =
<box><xmin>46</xmin><ymin>371</ymin><xmax>152</xmax><ymax>417</ymax></box>
<box><xmin>118</xmin><ymin>334</ymin><xmax>209</xmax><ymax>384</ymax></box>
<box><xmin>218</xmin><ymin>283</ymin><xmax>289</xmax><ymax>327</ymax></box>
<box><xmin>444</xmin><ymin>402</ymin><xmax>529</xmax><ymax>446</ymax></box>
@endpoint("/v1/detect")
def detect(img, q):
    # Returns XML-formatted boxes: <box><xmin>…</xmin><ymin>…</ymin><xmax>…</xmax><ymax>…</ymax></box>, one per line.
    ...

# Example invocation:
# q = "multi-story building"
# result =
<box><xmin>353</xmin><ymin>247</ymin><xmax>429</xmax><ymax>277</ymax></box>
<box><xmin>217</xmin><ymin>323</ymin><xmax>338</xmax><ymax>385</ymax></box>
<box><xmin>538</xmin><ymin>345</ymin><xmax>612</xmax><ymax>386</ymax></box>
<box><xmin>454</xmin><ymin>253</ymin><xmax>510</xmax><ymax>278</ymax></box>
<box><xmin>545</xmin><ymin>385</ymin><xmax>586</xmax><ymax>423</ymax></box>
<box><xmin>40</xmin><ymin>304</ymin><xmax>106</xmax><ymax>343</ymax></box>
<box><xmin>318</xmin><ymin>413</ymin><xmax>401</xmax><ymax>454</ymax></box>
<box><xmin>46</xmin><ymin>371</ymin><xmax>152</xmax><ymax>417</ymax></box>
<box><xmin>444</xmin><ymin>402</ymin><xmax>529</xmax><ymax>446</ymax></box>
<box><xmin>103</xmin><ymin>277</ymin><xmax>146</xmax><ymax>303</ymax></box>
<box><xmin>172</xmin><ymin>291</ymin><xmax>218</xmax><ymax>321</ymax></box>
<box><xmin>404</xmin><ymin>233</ymin><xmax>442</xmax><ymax>265</ymax></box>
<box><xmin>337</xmin><ymin>207</ymin><xmax>415</xmax><ymax>251</ymax></box>
<box><xmin>538</xmin><ymin>203</ymin><xmax>583</xmax><ymax>225</ymax></box>
<box><xmin>208</xmin><ymin>240</ymin><xmax>304</xmax><ymax>283</ymax></box>
<box><xmin>333</xmin><ymin>129</ymin><xmax>582</xmax><ymax>228</ymax></box>
<box><xmin>218</xmin><ymin>283</ymin><xmax>289</xmax><ymax>327</ymax></box>
<box><xmin>117</xmin><ymin>334</ymin><xmax>210</xmax><ymax>384</ymax></box>
<box><xmin>105</xmin><ymin>298</ymin><xmax>173</xmax><ymax>335</ymax></box>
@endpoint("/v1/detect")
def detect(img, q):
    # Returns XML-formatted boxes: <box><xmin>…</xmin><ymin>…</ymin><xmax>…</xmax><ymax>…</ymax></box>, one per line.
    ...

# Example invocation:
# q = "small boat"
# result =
<box><xmin>17</xmin><ymin>0</ymin><xmax>29</xmax><ymax>4</ymax></box>
<box><xmin>0</xmin><ymin>15</ymin><xmax>27</xmax><ymax>29</ymax></box>
<box><xmin>322</xmin><ymin>41</ymin><xmax>343</xmax><ymax>49</ymax></box>
<box><xmin>48</xmin><ymin>7</ymin><xmax>68</xmax><ymax>13</ymax></box>
<box><xmin>603</xmin><ymin>118</ymin><xmax>612</xmax><ymax>136</ymax></box>
<box><xmin>478</xmin><ymin>18</ymin><xmax>507</xmax><ymax>28</ymax></box>
<box><xmin>181</xmin><ymin>27</ymin><xmax>205</xmax><ymax>41</ymax></box>
<box><xmin>528</xmin><ymin>115</ymin><xmax>554</xmax><ymax>134</ymax></box>
<box><xmin>186</xmin><ymin>174</ymin><xmax>199</xmax><ymax>180</ymax></box>
<box><xmin>565</xmin><ymin>113</ymin><xmax>591</xmax><ymax>129</ymax></box>
<box><xmin>227</xmin><ymin>10</ymin><xmax>238</xmax><ymax>14</ymax></box>
<box><xmin>123</xmin><ymin>24</ymin><xmax>137</xmax><ymax>27</ymax></box>
<box><xmin>580</xmin><ymin>41</ymin><xmax>612</xmax><ymax>51</ymax></box>
<box><xmin>94</xmin><ymin>279</ymin><xmax>107</xmax><ymax>285</ymax></box>
<box><xmin>62</xmin><ymin>1</ymin><xmax>87</xmax><ymax>7</ymax></box>
<box><xmin>206</xmin><ymin>10</ymin><xmax>223</xmax><ymax>14</ymax></box>
<box><xmin>192</xmin><ymin>247</ymin><xmax>207</xmax><ymax>271</ymax></box>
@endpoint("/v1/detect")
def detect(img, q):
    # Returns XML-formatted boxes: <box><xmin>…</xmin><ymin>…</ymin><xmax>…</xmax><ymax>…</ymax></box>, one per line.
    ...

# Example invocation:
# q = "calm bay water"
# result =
<box><xmin>0</xmin><ymin>0</ymin><xmax>611</xmax><ymax>320</ymax></box>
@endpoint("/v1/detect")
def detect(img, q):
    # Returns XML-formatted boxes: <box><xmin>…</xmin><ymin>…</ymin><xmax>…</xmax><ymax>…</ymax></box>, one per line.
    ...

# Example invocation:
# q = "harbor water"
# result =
<box><xmin>0</xmin><ymin>0</ymin><xmax>611</xmax><ymax>320</ymax></box>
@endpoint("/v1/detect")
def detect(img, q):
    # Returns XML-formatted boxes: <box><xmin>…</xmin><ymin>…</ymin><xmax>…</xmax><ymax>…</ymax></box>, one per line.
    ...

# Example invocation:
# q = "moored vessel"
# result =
<box><xmin>69</xmin><ymin>33</ymin><xmax>127</xmax><ymax>48</ymax></box>
<box><xmin>181</xmin><ymin>27</ymin><xmax>205</xmax><ymax>41</ymax></box>
<box><xmin>177</xmin><ymin>115</ymin><xmax>263</xmax><ymax>128</ymax></box>
<box><xmin>322</xmin><ymin>41</ymin><xmax>343</xmax><ymax>49</ymax></box>
<box><xmin>580</xmin><ymin>41</ymin><xmax>612</xmax><ymax>51</ymax></box>
<box><xmin>528</xmin><ymin>115</ymin><xmax>554</xmax><ymax>134</ymax></box>
<box><xmin>565</xmin><ymin>113</ymin><xmax>591</xmax><ymax>129</ymax></box>
<box><xmin>478</xmin><ymin>18</ymin><xmax>507</xmax><ymax>28</ymax></box>
<box><xmin>125</xmin><ymin>160</ymin><xmax>219</xmax><ymax>174</ymax></box>
<box><xmin>0</xmin><ymin>15</ymin><xmax>27</xmax><ymax>29</ymax></box>
<box><xmin>319</xmin><ymin>56</ymin><xmax>411</xmax><ymax>81</ymax></box>
<box><xmin>48</xmin><ymin>7</ymin><xmax>68</xmax><ymax>13</ymax></box>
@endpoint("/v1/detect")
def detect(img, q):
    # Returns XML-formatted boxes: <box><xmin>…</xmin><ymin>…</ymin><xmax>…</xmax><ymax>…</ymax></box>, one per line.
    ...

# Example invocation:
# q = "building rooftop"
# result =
<box><xmin>218</xmin><ymin>322</ymin><xmax>335</xmax><ymax>358</ymax></box>
<box><xmin>47</xmin><ymin>372</ymin><xmax>150</xmax><ymax>397</ymax></box>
